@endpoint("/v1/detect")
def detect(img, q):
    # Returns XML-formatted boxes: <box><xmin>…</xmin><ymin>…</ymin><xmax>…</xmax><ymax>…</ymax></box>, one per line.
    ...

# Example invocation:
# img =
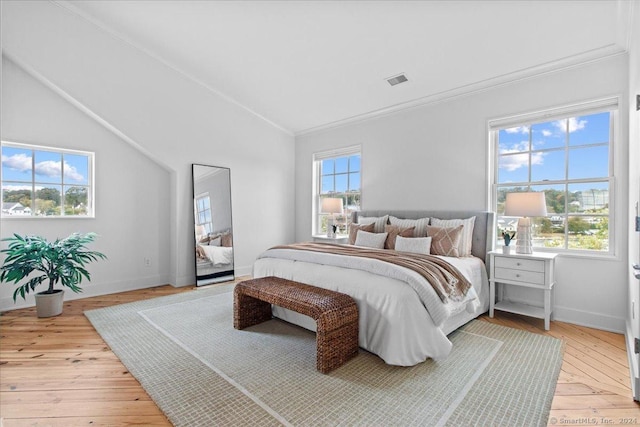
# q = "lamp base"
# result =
<box><xmin>515</xmin><ymin>217</ymin><xmax>533</xmax><ymax>254</ymax></box>
<box><xmin>326</xmin><ymin>216</ymin><xmax>335</xmax><ymax>238</ymax></box>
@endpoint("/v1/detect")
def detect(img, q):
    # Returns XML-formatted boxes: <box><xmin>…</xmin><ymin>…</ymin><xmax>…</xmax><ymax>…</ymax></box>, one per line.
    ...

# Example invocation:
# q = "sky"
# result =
<box><xmin>1</xmin><ymin>145</ymin><xmax>89</xmax><ymax>189</ymax></box>
<box><xmin>321</xmin><ymin>155</ymin><xmax>361</xmax><ymax>194</ymax></box>
<box><xmin>498</xmin><ymin>111</ymin><xmax>610</xmax><ymax>187</ymax></box>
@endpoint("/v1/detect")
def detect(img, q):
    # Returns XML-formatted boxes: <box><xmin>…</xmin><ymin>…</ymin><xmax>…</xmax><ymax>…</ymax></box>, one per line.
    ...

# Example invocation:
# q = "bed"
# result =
<box><xmin>196</xmin><ymin>230</ymin><xmax>234</xmax><ymax>285</ymax></box>
<box><xmin>252</xmin><ymin>210</ymin><xmax>495</xmax><ymax>366</ymax></box>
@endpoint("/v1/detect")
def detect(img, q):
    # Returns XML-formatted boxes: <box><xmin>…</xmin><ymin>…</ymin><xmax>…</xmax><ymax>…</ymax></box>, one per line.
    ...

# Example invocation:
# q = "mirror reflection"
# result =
<box><xmin>193</xmin><ymin>164</ymin><xmax>234</xmax><ymax>285</ymax></box>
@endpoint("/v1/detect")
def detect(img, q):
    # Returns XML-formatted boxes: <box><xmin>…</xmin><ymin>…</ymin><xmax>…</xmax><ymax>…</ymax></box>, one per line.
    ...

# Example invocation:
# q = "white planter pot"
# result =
<box><xmin>502</xmin><ymin>245</ymin><xmax>511</xmax><ymax>254</ymax></box>
<box><xmin>35</xmin><ymin>290</ymin><xmax>64</xmax><ymax>318</ymax></box>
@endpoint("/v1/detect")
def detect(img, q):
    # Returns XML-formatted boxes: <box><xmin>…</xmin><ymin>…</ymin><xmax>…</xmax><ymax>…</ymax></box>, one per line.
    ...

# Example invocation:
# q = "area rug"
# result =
<box><xmin>85</xmin><ymin>284</ymin><xmax>563</xmax><ymax>427</ymax></box>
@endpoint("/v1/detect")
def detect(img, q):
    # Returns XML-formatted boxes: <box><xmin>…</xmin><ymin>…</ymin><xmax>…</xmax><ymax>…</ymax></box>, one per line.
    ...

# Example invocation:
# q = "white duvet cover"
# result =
<box><xmin>253</xmin><ymin>249</ymin><xmax>489</xmax><ymax>366</ymax></box>
<box><xmin>198</xmin><ymin>244</ymin><xmax>233</xmax><ymax>266</ymax></box>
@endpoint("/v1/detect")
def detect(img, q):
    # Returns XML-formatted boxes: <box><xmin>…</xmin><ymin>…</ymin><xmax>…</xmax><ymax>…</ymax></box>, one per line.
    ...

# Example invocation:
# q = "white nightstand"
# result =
<box><xmin>488</xmin><ymin>251</ymin><xmax>558</xmax><ymax>330</ymax></box>
<box><xmin>312</xmin><ymin>235</ymin><xmax>349</xmax><ymax>244</ymax></box>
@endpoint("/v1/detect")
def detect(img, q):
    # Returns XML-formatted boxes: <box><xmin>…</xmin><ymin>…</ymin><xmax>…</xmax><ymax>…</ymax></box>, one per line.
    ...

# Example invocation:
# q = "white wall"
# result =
<box><xmin>296</xmin><ymin>54</ymin><xmax>629</xmax><ymax>332</ymax></box>
<box><xmin>0</xmin><ymin>1</ymin><xmax>295</xmax><ymax>310</ymax></box>
<box><xmin>0</xmin><ymin>56</ymin><xmax>172</xmax><ymax>311</ymax></box>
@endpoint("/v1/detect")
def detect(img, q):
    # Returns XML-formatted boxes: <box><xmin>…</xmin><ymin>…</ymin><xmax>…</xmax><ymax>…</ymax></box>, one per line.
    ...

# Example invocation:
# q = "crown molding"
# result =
<box><xmin>295</xmin><ymin>43</ymin><xmax>626</xmax><ymax>137</ymax></box>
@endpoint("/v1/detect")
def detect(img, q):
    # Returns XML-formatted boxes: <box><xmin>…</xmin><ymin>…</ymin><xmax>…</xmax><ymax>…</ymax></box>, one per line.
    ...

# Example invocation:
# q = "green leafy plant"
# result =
<box><xmin>0</xmin><ymin>232</ymin><xmax>107</xmax><ymax>302</ymax></box>
<box><xmin>501</xmin><ymin>230</ymin><xmax>516</xmax><ymax>246</ymax></box>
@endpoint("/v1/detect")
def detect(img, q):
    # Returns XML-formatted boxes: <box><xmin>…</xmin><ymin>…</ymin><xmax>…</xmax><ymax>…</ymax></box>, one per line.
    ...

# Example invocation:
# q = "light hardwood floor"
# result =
<box><xmin>1</xmin><ymin>280</ymin><xmax>638</xmax><ymax>426</ymax></box>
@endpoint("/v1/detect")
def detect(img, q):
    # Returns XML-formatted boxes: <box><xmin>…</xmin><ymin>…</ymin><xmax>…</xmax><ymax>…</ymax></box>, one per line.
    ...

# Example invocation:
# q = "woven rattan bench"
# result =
<box><xmin>233</xmin><ymin>276</ymin><xmax>359</xmax><ymax>373</ymax></box>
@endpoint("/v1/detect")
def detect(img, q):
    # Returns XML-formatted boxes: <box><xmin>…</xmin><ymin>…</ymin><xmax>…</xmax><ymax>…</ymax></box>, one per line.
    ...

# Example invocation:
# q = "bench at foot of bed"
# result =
<box><xmin>233</xmin><ymin>276</ymin><xmax>359</xmax><ymax>373</ymax></box>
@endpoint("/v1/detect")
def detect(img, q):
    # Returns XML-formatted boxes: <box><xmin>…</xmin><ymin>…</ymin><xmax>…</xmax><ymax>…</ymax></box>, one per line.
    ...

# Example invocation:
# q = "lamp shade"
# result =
<box><xmin>195</xmin><ymin>225</ymin><xmax>206</xmax><ymax>236</ymax></box>
<box><xmin>504</xmin><ymin>192</ymin><xmax>547</xmax><ymax>217</ymax></box>
<box><xmin>320</xmin><ymin>198</ymin><xmax>344</xmax><ymax>215</ymax></box>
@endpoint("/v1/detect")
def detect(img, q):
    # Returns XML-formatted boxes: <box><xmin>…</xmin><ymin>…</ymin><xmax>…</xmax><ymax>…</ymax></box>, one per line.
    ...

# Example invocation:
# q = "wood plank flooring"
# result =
<box><xmin>1</xmin><ymin>280</ymin><xmax>638</xmax><ymax>426</ymax></box>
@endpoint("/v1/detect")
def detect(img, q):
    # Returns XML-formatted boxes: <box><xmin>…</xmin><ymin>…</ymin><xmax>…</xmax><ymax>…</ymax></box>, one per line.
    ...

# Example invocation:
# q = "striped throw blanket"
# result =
<box><xmin>271</xmin><ymin>242</ymin><xmax>471</xmax><ymax>303</ymax></box>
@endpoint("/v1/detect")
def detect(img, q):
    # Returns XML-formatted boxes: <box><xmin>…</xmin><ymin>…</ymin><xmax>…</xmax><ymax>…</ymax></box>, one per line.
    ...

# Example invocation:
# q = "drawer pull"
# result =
<box><xmin>516</xmin><ymin>274</ymin><xmax>520</xmax><ymax>278</ymax></box>
<box><xmin>516</xmin><ymin>262</ymin><xmax>521</xmax><ymax>266</ymax></box>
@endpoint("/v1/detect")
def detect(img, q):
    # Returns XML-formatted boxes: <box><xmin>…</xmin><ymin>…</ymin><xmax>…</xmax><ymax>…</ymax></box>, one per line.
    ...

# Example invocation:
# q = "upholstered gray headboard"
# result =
<box><xmin>352</xmin><ymin>210</ymin><xmax>495</xmax><ymax>263</ymax></box>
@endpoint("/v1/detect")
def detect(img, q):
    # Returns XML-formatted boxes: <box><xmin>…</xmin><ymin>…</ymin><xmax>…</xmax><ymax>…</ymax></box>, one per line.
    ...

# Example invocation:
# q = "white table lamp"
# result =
<box><xmin>504</xmin><ymin>192</ymin><xmax>547</xmax><ymax>254</ymax></box>
<box><xmin>320</xmin><ymin>198</ymin><xmax>344</xmax><ymax>238</ymax></box>
<box><xmin>195</xmin><ymin>225</ymin><xmax>206</xmax><ymax>242</ymax></box>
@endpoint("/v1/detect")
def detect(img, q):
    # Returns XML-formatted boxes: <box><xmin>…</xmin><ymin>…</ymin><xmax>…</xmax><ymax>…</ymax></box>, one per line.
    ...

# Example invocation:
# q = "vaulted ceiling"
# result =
<box><xmin>59</xmin><ymin>0</ymin><xmax>632</xmax><ymax>135</ymax></box>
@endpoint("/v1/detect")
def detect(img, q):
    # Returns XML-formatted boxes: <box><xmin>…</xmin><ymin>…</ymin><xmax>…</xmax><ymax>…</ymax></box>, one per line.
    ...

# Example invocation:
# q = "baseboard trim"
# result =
<box><xmin>499</xmin><ymin>297</ymin><xmax>625</xmax><ymax>333</ymax></box>
<box><xmin>553</xmin><ymin>305</ymin><xmax>624</xmax><ymax>333</ymax></box>
<box><xmin>0</xmin><ymin>274</ymin><xmax>169</xmax><ymax>313</ymax></box>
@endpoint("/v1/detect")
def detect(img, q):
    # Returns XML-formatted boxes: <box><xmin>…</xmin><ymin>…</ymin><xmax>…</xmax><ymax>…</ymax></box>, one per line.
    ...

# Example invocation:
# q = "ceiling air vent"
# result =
<box><xmin>386</xmin><ymin>73</ymin><xmax>408</xmax><ymax>86</ymax></box>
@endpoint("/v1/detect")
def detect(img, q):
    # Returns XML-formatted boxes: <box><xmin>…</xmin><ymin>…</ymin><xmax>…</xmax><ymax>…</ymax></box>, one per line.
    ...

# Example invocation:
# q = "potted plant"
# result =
<box><xmin>501</xmin><ymin>230</ymin><xmax>516</xmax><ymax>254</ymax></box>
<box><xmin>0</xmin><ymin>232</ymin><xmax>106</xmax><ymax>317</ymax></box>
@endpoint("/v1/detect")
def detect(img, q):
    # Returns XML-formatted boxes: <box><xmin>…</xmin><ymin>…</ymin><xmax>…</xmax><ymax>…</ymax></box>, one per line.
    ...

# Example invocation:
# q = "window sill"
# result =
<box><xmin>507</xmin><ymin>246</ymin><xmax>619</xmax><ymax>262</ymax></box>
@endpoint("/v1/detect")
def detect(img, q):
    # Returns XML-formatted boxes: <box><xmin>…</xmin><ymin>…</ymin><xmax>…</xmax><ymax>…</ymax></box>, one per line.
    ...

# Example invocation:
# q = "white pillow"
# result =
<box><xmin>389</xmin><ymin>216</ymin><xmax>429</xmax><ymax>237</ymax></box>
<box><xmin>395</xmin><ymin>236</ymin><xmax>432</xmax><ymax>255</ymax></box>
<box><xmin>354</xmin><ymin>230</ymin><xmax>388</xmax><ymax>249</ymax></box>
<box><xmin>430</xmin><ymin>217</ymin><xmax>476</xmax><ymax>257</ymax></box>
<box><xmin>357</xmin><ymin>215</ymin><xmax>389</xmax><ymax>233</ymax></box>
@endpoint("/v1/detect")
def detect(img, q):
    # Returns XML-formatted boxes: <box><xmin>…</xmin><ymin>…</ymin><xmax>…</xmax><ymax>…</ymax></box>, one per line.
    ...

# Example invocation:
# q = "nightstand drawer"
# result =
<box><xmin>494</xmin><ymin>256</ymin><xmax>545</xmax><ymax>273</ymax></box>
<box><xmin>494</xmin><ymin>267</ymin><xmax>545</xmax><ymax>285</ymax></box>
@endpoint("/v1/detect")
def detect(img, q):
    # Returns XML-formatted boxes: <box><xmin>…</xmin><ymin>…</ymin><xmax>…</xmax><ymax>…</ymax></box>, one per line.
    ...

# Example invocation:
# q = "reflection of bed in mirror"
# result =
<box><xmin>193</xmin><ymin>164</ymin><xmax>234</xmax><ymax>285</ymax></box>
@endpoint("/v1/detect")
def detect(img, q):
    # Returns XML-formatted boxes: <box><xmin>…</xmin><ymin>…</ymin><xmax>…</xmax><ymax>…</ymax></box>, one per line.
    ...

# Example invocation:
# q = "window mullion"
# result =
<box><xmin>60</xmin><ymin>153</ymin><xmax>65</xmax><ymax>217</ymax></box>
<box><xmin>31</xmin><ymin>148</ymin><xmax>36</xmax><ymax>214</ymax></box>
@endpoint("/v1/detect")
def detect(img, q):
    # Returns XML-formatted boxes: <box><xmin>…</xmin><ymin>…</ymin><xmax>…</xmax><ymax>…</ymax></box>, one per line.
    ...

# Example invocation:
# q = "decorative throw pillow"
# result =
<box><xmin>389</xmin><ymin>216</ymin><xmax>430</xmax><ymax>237</ymax></box>
<box><xmin>395</xmin><ymin>236</ymin><xmax>432</xmax><ymax>255</ymax></box>
<box><xmin>221</xmin><ymin>233</ymin><xmax>233</xmax><ymax>247</ymax></box>
<box><xmin>430</xmin><ymin>217</ymin><xmax>476</xmax><ymax>257</ymax></box>
<box><xmin>384</xmin><ymin>225</ymin><xmax>415</xmax><ymax>250</ymax></box>
<box><xmin>348</xmin><ymin>222</ymin><xmax>375</xmax><ymax>245</ymax></box>
<box><xmin>357</xmin><ymin>215</ymin><xmax>389</xmax><ymax>233</ymax></box>
<box><xmin>426</xmin><ymin>225</ymin><xmax>464</xmax><ymax>257</ymax></box>
<box><xmin>354</xmin><ymin>230</ymin><xmax>388</xmax><ymax>249</ymax></box>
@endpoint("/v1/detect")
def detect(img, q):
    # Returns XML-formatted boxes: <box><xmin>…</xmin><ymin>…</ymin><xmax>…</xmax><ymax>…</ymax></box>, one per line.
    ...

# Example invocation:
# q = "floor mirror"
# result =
<box><xmin>192</xmin><ymin>164</ymin><xmax>234</xmax><ymax>285</ymax></box>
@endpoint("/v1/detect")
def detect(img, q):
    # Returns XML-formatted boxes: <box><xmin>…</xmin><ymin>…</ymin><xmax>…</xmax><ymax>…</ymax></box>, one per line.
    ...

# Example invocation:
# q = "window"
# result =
<box><xmin>1</xmin><ymin>141</ymin><xmax>94</xmax><ymax>217</ymax></box>
<box><xmin>313</xmin><ymin>146</ymin><xmax>361</xmax><ymax>235</ymax></box>
<box><xmin>195</xmin><ymin>193</ymin><xmax>213</xmax><ymax>234</ymax></box>
<box><xmin>490</xmin><ymin>98</ymin><xmax>616</xmax><ymax>254</ymax></box>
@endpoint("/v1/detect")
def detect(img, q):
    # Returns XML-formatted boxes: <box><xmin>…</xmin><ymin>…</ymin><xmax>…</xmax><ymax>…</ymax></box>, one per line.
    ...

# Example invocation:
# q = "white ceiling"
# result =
<box><xmin>60</xmin><ymin>0</ymin><xmax>632</xmax><ymax>135</ymax></box>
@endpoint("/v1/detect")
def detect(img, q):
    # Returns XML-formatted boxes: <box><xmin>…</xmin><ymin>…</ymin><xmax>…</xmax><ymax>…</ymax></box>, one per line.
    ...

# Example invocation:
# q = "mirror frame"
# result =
<box><xmin>192</xmin><ymin>163</ymin><xmax>234</xmax><ymax>285</ymax></box>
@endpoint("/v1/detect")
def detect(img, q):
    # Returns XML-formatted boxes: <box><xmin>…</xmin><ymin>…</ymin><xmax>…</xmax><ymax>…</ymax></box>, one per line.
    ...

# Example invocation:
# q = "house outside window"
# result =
<box><xmin>1</xmin><ymin>141</ymin><xmax>95</xmax><ymax>218</ymax></box>
<box><xmin>490</xmin><ymin>98</ymin><xmax>617</xmax><ymax>254</ymax></box>
<box><xmin>313</xmin><ymin>146</ymin><xmax>361</xmax><ymax>236</ymax></box>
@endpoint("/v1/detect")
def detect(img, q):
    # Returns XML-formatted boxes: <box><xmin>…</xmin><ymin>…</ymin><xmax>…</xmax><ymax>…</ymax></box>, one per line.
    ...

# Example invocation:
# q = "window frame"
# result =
<box><xmin>312</xmin><ymin>145</ymin><xmax>361</xmax><ymax>236</ymax></box>
<box><xmin>195</xmin><ymin>192</ymin><xmax>213</xmax><ymax>234</ymax></box>
<box><xmin>488</xmin><ymin>97</ymin><xmax>618</xmax><ymax>256</ymax></box>
<box><xmin>1</xmin><ymin>141</ymin><xmax>95</xmax><ymax>218</ymax></box>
